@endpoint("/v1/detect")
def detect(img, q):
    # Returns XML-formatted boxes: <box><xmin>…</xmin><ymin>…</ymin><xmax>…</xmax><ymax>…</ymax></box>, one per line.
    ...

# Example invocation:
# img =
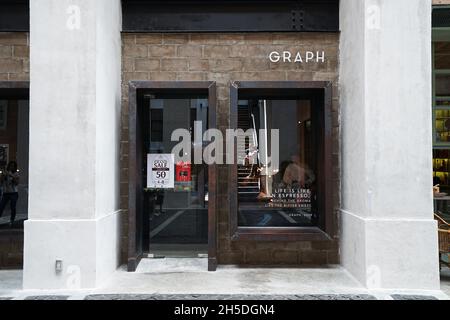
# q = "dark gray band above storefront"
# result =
<box><xmin>0</xmin><ymin>0</ymin><xmax>340</xmax><ymax>33</ymax></box>
<box><xmin>0</xmin><ymin>0</ymin><xmax>29</xmax><ymax>32</ymax></box>
<box><xmin>2</xmin><ymin>1</ymin><xmax>449</xmax><ymax>33</ymax></box>
<box><xmin>121</xmin><ymin>0</ymin><xmax>339</xmax><ymax>32</ymax></box>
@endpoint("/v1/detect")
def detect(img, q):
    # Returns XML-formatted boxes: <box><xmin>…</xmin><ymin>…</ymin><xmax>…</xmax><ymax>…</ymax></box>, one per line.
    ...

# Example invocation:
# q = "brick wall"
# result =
<box><xmin>0</xmin><ymin>33</ymin><xmax>29</xmax><ymax>81</ymax></box>
<box><xmin>0</xmin><ymin>32</ymin><xmax>29</xmax><ymax>269</ymax></box>
<box><xmin>121</xmin><ymin>33</ymin><xmax>340</xmax><ymax>266</ymax></box>
<box><xmin>433</xmin><ymin>0</ymin><xmax>450</xmax><ymax>5</ymax></box>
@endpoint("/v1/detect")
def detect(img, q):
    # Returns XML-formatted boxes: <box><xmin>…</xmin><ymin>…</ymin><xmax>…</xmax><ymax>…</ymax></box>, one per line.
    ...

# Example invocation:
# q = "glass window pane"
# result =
<box><xmin>237</xmin><ymin>99</ymin><xmax>318</xmax><ymax>227</ymax></box>
<box><xmin>435</xmin><ymin>109</ymin><xmax>450</xmax><ymax>143</ymax></box>
<box><xmin>0</xmin><ymin>99</ymin><xmax>29</xmax><ymax>231</ymax></box>
<box><xmin>145</xmin><ymin>96</ymin><xmax>209</xmax><ymax>256</ymax></box>
<box><xmin>434</xmin><ymin>149</ymin><xmax>450</xmax><ymax>188</ymax></box>
<box><xmin>433</xmin><ymin>149</ymin><xmax>450</xmax><ymax>221</ymax></box>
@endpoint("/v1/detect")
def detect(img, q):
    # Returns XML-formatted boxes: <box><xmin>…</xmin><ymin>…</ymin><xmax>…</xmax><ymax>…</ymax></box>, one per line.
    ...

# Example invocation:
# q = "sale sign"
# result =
<box><xmin>147</xmin><ymin>154</ymin><xmax>174</xmax><ymax>189</ymax></box>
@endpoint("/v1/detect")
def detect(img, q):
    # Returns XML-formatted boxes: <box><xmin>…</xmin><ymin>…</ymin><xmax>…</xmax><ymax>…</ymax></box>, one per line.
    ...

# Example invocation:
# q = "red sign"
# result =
<box><xmin>176</xmin><ymin>162</ymin><xmax>191</xmax><ymax>182</ymax></box>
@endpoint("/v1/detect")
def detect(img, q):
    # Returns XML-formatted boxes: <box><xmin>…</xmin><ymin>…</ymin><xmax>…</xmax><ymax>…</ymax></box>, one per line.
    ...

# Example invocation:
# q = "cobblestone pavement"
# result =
<box><xmin>24</xmin><ymin>296</ymin><xmax>70</xmax><ymax>300</ymax></box>
<box><xmin>391</xmin><ymin>295</ymin><xmax>438</xmax><ymax>300</ymax></box>
<box><xmin>0</xmin><ymin>294</ymin><xmax>445</xmax><ymax>300</ymax></box>
<box><xmin>84</xmin><ymin>294</ymin><xmax>378</xmax><ymax>300</ymax></box>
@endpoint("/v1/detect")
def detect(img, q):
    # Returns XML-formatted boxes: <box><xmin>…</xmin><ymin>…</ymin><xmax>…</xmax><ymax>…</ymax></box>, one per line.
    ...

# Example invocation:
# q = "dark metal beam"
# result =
<box><xmin>0</xmin><ymin>1</ymin><xmax>340</xmax><ymax>33</ymax></box>
<box><xmin>0</xmin><ymin>0</ymin><xmax>29</xmax><ymax>32</ymax></box>
<box><xmin>122</xmin><ymin>0</ymin><xmax>339</xmax><ymax>33</ymax></box>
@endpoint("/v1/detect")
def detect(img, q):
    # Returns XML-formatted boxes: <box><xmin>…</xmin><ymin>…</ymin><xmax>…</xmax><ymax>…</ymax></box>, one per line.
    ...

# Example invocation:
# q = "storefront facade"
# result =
<box><xmin>0</xmin><ymin>0</ymin><xmax>446</xmax><ymax>291</ymax></box>
<box><xmin>123</xmin><ymin>31</ymin><xmax>340</xmax><ymax>271</ymax></box>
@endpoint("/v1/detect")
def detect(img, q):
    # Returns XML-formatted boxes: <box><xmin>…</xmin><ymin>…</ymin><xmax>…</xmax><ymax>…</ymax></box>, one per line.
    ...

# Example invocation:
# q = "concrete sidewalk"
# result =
<box><xmin>0</xmin><ymin>261</ymin><xmax>449</xmax><ymax>300</ymax></box>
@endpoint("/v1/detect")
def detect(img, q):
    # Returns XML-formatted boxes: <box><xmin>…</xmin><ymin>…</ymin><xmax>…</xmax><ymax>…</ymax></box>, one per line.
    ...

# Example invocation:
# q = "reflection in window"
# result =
<box><xmin>0</xmin><ymin>99</ymin><xmax>29</xmax><ymax>231</ymax></box>
<box><xmin>237</xmin><ymin>99</ymin><xmax>318</xmax><ymax>227</ymax></box>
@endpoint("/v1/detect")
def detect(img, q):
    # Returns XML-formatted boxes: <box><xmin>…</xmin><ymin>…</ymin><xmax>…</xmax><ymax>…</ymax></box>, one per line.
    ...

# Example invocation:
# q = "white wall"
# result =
<box><xmin>94</xmin><ymin>0</ymin><xmax>122</xmax><ymax>283</ymax></box>
<box><xmin>28</xmin><ymin>0</ymin><xmax>96</xmax><ymax>220</ymax></box>
<box><xmin>340</xmin><ymin>0</ymin><xmax>440</xmax><ymax>290</ymax></box>
<box><xmin>24</xmin><ymin>0</ymin><xmax>122</xmax><ymax>289</ymax></box>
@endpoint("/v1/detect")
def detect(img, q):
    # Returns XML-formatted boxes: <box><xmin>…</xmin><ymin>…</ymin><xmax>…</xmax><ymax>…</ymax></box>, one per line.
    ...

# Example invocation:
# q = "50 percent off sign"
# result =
<box><xmin>147</xmin><ymin>154</ymin><xmax>174</xmax><ymax>189</ymax></box>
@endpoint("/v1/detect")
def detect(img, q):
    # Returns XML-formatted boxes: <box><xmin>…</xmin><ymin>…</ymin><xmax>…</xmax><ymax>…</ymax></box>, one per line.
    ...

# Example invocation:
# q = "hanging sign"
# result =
<box><xmin>147</xmin><ymin>154</ymin><xmax>174</xmax><ymax>189</ymax></box>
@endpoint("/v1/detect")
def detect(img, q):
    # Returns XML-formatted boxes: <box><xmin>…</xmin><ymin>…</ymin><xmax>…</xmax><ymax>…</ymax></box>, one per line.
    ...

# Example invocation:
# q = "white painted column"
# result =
<box><xmin>340</xmin><ymin>0</ymin><xmax>440</xmax><ymax>290</ymax></box>
<box><xmin>24</xmin><ymin>0</ymin><xmax>122</xmax><ymax>289</ymax></box>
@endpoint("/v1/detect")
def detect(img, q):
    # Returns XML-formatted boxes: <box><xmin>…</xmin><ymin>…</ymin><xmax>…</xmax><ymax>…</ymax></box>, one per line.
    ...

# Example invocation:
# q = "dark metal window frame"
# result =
<box><xmin>128</xmin><ymin>81</ymin><xmax>218</xmax><ymax>272</ymax></box>
<box><xmin>0</xmin><ymin>81</ymin><xmax>29</xmax><ymax>99</ymax></box>
<box><xmin>229</xmin><ymin>81</ymin><xmax>333</xmax><ymax>242</ymax></box>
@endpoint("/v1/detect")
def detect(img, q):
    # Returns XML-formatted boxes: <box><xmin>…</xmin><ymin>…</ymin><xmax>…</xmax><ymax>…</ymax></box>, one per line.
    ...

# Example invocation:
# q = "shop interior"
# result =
<box><xmin>431</xmin><ymin>10</ymin><xmax>450</xmax><ymax>269</ymax></box>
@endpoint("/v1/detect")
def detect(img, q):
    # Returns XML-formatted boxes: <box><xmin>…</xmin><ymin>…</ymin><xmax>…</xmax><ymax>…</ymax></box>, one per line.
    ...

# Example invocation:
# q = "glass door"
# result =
<box><xmin>143</xmin><ymin>94</ymin><xmax>209</xmax><ymax>258</ymax></box>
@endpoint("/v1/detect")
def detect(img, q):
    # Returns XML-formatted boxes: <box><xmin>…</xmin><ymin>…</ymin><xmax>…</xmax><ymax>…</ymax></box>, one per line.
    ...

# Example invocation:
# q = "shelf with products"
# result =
<box><xmin>433</xmin><ymin>173</ymin><xmax>450</xmax><ymax>188</ymax></box>
<box><xmin>433</xmin><ymin>107</ymin><xmax>450</xmax><ymax>145</ymax></box>
<box><xmin>432</xmin><ymin>41</ymin><xmax>450</xmax><ymax>146</ymax></box>
<box><xmin>432</xmin><ymin>41</ymin><xmax>450</xmax><ymax>189</ymax></box>
<box><xmin>433</xmin><ymin>149</ymin><xmax>450</xmax><ymax>188</ymax></box>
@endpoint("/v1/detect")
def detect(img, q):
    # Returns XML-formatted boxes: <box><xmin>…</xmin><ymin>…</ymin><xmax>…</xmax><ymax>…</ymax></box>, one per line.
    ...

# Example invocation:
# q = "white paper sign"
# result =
<box><xmin>147</xmin><ymin>154</ymin><xmax>174</xmax><ymax>189</ymax></box>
